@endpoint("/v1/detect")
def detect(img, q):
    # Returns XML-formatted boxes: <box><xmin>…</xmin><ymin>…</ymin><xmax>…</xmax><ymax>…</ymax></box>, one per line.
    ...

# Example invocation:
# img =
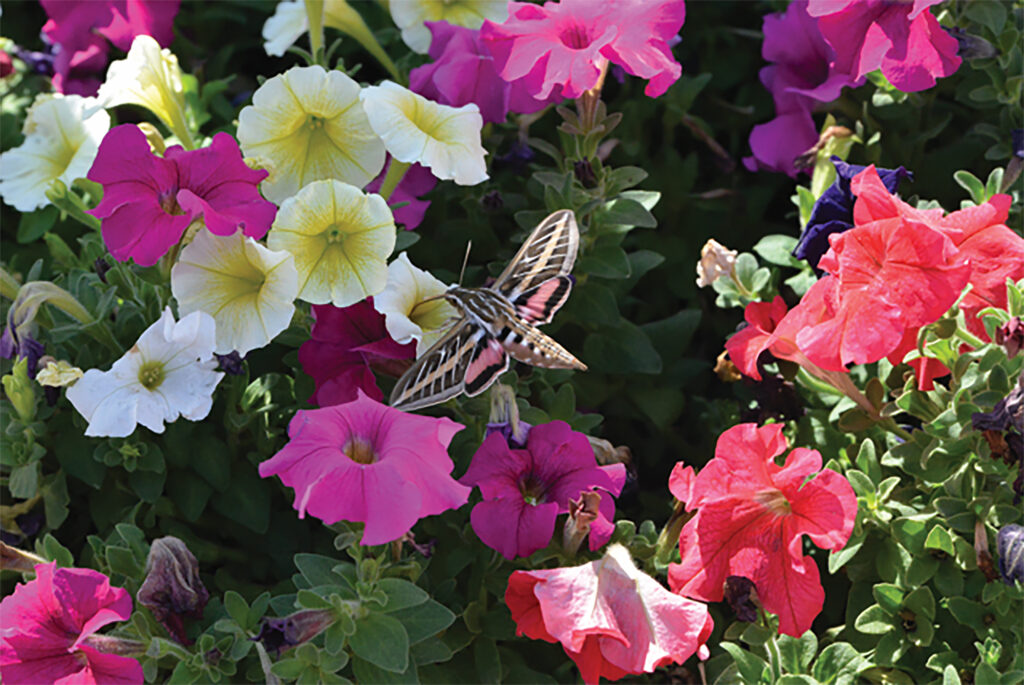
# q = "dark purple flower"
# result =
<box><xmin>997</xmin><ymin>524</ymin><xmax>1024</xmax><ymax>585</ymax></box>
<box><xmin>794</xmin><ymin>157</ymin><xmax>912</xmax><ymax>269</ymax></box>
<box><xmin>1013</xmin><ymin>129</ymin><xmax>1024</xmax><ymax>159</ymax></box>
<box><xmin>494</xmin><ymin>140</ymin><xmax>535</xmax><ymax>175</ymax></box>
<box><xmin>214</xmin><ymin>352</ymin><xmax>246</xmax><ymax>376</ymax></box>
<box><xmin>137</xmin><ymin>537</ymin><xmax>209</xmax><ymax>645</ymax></box>
<box><xmin>723</xmin><ymin>576</ymin><xmax>759</xmax><ymax>622</ymax></box>
<box><xmin>995</xmin><ymin>318</ymin><xmax>1024</xmax><ymax>359</ymax></box>
<box><xmin>0</xmin><ymin>303</ymin><xmax>45</xmax><ymax>378</ymax></box>
<box><xmin>364</xmin><ymin>157</ymin><xmax>437</xmax><ymax>231</ymax></box>
<box><xmin>255</xmin><ymin>609</ymin><xmax>334</xmax><ymax>656</ymax></box>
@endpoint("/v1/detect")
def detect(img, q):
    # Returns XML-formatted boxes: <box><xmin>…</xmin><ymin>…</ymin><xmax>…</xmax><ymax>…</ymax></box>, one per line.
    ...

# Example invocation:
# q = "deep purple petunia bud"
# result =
<box><xmin>724</xmin><ymin>575</ymin><xmax>760</xmax><ymax>622</ymax></box>
<box><xmin>254</xmin><ymin>609</ymin><xmax>335</xmax><ymax>655</ymax></box>
<box><xmin>997</xmin><ymin>524</ymin><xmax>1024</xmax><ymax>585</ymax></box>
<box><xmin>137</xmin><ymin>537</ymin><xmax>210</xmax><ymax>644</ymax></box>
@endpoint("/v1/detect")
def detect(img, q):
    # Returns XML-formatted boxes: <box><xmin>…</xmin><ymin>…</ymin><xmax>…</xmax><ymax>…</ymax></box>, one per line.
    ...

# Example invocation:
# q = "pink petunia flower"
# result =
<box><xmin>806</xmin><ymin>0</ymin><xmax>961</xmax><ymax>93</ymax></box>
<box><xmin>460</xmin><ymin>421</ymin><xmax>626</xmax><ymax>560</ymax></box>
<box><xmin>410</xmin><ymin>21</ymin><xmax>555</xmax><ymax>124</ymax></box>
<box><xmin>668</xmin><ymin>423</ymin><xmax>857</xmax><ymax>637</ymax></box>
<box><xmin>257</xmin><ymin>392</ymin><xmax>470</xmax><ymax>545</ymax></box>
<box><xmin>507</xmin><ymin>545</ymin><xmax>713</xmax><ymax>684</ymax></box>
<box><xmin>481</xmin><ymin>0</ymin><xmax>685</xmax><ymax>100</ymax></box>
<box><xmin>364</xmin><ymin>158</ymin><xmax>438</xmax><ymax>231</ymax></box>
<box><xmin>0</xmin><ymin>562</ymin><xmax>143</xmax><ymax>684</ymax></box>
<box><xmin>88</xmin><ymin>124</ymin><xmax>276</xmax><ymax>267</ymax></box>
<box><xmin>41</xmin><ymin>0</ymin><xmax>179</xmax><ymax>96</ymax></box>
<box><xmin>744</xmin><ymin>1</ymin><xmax>862</xmax><ymax>176</ymax></box>
<box><xmin>298</xmin><ymin>301</ymin><xmax>415</xmax><ymax>407</ymax></box>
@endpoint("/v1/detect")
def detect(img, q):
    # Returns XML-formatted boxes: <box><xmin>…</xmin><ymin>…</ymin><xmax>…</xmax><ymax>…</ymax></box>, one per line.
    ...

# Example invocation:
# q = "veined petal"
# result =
<box><xmin>390</xmin><ymin>0</ymin><xmax>508</xmax><ymax>53</ymax></box>
<box><xmin>97</xmin><ymin>35</ymin><xmax>188</xmax><ymax>137</ymax></box>
<box><xmin>374</xmin><ymin>252</ymin><xmax>457</xmax><ymax>355</ymax></box>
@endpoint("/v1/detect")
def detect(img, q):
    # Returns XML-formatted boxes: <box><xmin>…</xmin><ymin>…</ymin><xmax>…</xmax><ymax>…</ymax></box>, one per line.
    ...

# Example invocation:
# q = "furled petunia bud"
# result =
<box><xmin>137</xmin><ymin>536</ymin><xmax>210</xmax><ymax>644</ymax></box>
<box><xmin>723</xmin><ymin>575</ymin><xmax>760</xmax><ymax>622</ymax></box>
<box><xmin>997</xmin><ymin>524</ymin><xmax>1024</xmax><ymax>585</ymax></box>
<box><xmin>255</xmin><ymin>609</ymin><xmax>336</xmax><ymax>655</ymax></box>
<box><xmin>695</xmin><ymin>239</ymin><xmax>738</xmax><ymax>288</ymax></box>
<box><xmin>2</xmin><ymin>358</ymin><xmax>36</xmax><ymax>422</ymax></box>
<box><xmin>563</xmin><ymin>491</ymin><xmax>602</xmax><ymax>554</ymax></box>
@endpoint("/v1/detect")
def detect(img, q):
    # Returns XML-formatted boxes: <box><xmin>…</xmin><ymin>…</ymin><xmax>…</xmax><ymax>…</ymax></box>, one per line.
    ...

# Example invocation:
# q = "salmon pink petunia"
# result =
<box><xmin>87</xmin><ymin>124</ymin><xmax>276</xmax><ymax>266</ymax></box>
<box><xmin>460</xmin><ymin>421</ymin><xmax>626</xmax><ymax>560</ymax></box>
<box><xmin>806</xmin><ymin>0</ymin><xmax>960</xmax><ymax>93</ymax></box>
<box><xmin>298</xmin><ymin>301</ymin><xmax>414</xmax><ymax>407</ymax></box>
<box><xmin>668</xmin><ymin>423</ymin><xmax>857</xmax><ymax>637</ymax></box>
<box><xmin>507</xmin><ymin>545</ymin><xmax>713</xmax><ymax>684</ymax></box>
<box><xmin>0</xmin><ymin>562</ymin><xmax>143</xmax><ymax>684</ymax></box>
<box><xmin>258</xmin><ymin>392</ymin><xmax>470</xmax><ymax>545</ymax></box>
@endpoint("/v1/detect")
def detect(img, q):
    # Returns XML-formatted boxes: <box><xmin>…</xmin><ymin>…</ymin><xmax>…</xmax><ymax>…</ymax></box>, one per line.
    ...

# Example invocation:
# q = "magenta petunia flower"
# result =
<box><xmin>481</xmin><ymin>0</ymin><xmax>685</xmax><ymax>100</ymax></box>
<box><xmin>88</xmin><ymin>124</ymin><xmax>276</xmax><ymax>267</ymax></box>
<box><xmin>364</xmin><ymin>158</ymin><xmax>438</xmax><ymax>230</ymax></box>
<box><xmin>806</xmin><ymin>0</ymin><xmax>961</xmax><ymax>93</ymax></box>
<box><xmin>410</xmin><ymin>21</ymin><xmax>554</xmax><ymax>124</ymax></box>
<box><xmin>0</xmin><ymin>562</ymin><xmax>143</xmax><ymax>684</ymax></box>
<box><xmin>298</xmin><ymin>301</ymin><xmax>415</xmax><ymax>407</ymax></box>
<box><xmin>460</xmin><ymin>421</ymin><xmax>626</xmax><ymax>560</ymax></box>
<box><xmin>258</xmin><ymin>392</ymin><xmax>471</xmax><ymax>545</ymax></box>
<box><xmin>744</xmin><ymin>1</ymin><xmax>861</xmax><ymax>176</ymax></box>
<box><xmin>41</xmin><ymin>0</ymin><xmax>179</xmax><ymax>96</ymax></box>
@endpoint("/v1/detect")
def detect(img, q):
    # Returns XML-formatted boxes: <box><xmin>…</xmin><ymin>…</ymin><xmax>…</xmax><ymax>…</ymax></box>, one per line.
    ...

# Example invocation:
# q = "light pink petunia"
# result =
<box><xmin>88</xmin><ymin>124</ymin><xmax>276</xmax><ymax>266</ymax></box>
<box><xmin>668</xmin><ymin>423</ymin><xmax>857</xmax><ymax>637</ymax></box>
<box><xmin>258</xmin><ymin>392</ymin><xmax>470</xmax><ymax>545</ymax></box>
<box><xmin>507</xmin><ymin>545</ymin><xmax>713</xmax><ymax>684</ymax></box>
<box><xmin>806</xmin><ymin>0</ymin><xmax>960</xmax><ymax>92</ymax></box>
<box><xmin>481</xmin><ymin>0</ymin><xmax>685</xmax><ymax>100</ymax></box>
<box><xmin>0</xmin><ymin>562</ymin><xmax>142</xmax><ymax>684</ymax></box>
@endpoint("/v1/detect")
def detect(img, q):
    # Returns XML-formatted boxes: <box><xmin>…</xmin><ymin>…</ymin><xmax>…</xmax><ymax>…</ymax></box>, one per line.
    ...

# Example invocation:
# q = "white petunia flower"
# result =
<box><xmin>237</xmin><ymin>65</ymin><xmax>386</xmax><ymax>203</ymax></box>
<box><xmin>171</xmin><ymin>231</ymin><xmax>299</xmax><ymax>356</ymax></box>
<box><xmin>267</xmin><ymin>179</ymin><xmax>395</xmax><ymax>307</ymax></box>
<box><xmin>97</xmin><ymin>35</ymin><xmax>194</xmax><ymax>149</ymax></box>
<box><xmin>67</xmin><ymin>309</ymin><xmax>224</xmax><ymax>438</ymax></box>
<box><xmin>374</xmin><ymin>253</ymin><xmax>458</xmax><ymax>356</ymax></box>
<box><xmin>0</xmin><ymin>94</ymin><xmax>110</xmax><ymax>212</ymax></box>
<box><xmin>390</xmin><ymin>0</ymin><xmax>508</xmax><ymax>53</ymax></box>
<box><xmin>360</xmin><ymin>81</ymin><xmax>488</xmax><ymax>186</ymax></box>
<box><xmin>263</xmin><ymin>0</ymin><xmax>309</xmax><ymax>57</ymax></box>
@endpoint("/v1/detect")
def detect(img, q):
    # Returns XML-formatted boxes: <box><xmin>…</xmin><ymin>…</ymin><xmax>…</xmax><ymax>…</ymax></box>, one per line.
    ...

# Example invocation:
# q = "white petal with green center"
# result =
<box><xmin>375</xmin><ymin>252</ymin><xmax>458</xmax><ymax>356</ymax></box>
<box><xmin>267</xmin><ymin>180</ymin><xmax>395</xmax><ymax>307</ymax></box>
<box><xmin>172</xmin><ymin>230</ymin><xmax>299</xmax><ymax>355</ymax></box>
<box><xmin>390</xmin><ymin>0</ymin><xmax>508</xmax><ymax>53</ymax></box>
<box><xmin>360</xmin><ymin>81</ymin><xmax>487</xmax><ymax>186</ymax></box>
<box><xmin>0</xmin><ymin>95</ymin><xmax>110</xmax><ymax>212</ymax></box>
<box><xmin>238</xmin><ymin>65</ymin><xmax>386</xmax><ymax>203</ymax></box>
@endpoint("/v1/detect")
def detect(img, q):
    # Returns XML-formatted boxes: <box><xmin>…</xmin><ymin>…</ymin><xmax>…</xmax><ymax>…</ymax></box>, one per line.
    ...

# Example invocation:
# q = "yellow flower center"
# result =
<box><xmin>137</xmin><ymin>361</ymin><xmax>166</xmax><ymax>390</ymax></box>
<box><xmin>325</xmin><ymin>223</ymin><xmax>348</xmax><ymax>244</ymax></box>
<box><xmin>306</xmin><ymin>115</ymin><xmax>326</xmax><ymax>129</ymax></box>
<box><xmin>343</xmin><ymin>437</ymin><xmax>377</xmax><ymax>465</ymax></box>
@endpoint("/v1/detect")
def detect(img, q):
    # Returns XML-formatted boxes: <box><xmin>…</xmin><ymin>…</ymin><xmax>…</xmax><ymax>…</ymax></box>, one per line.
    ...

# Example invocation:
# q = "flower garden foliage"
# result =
<box><xmin>1</xmin><ymin>0</ymin><xmax>1023</xmax><ymax>683</ymax></box>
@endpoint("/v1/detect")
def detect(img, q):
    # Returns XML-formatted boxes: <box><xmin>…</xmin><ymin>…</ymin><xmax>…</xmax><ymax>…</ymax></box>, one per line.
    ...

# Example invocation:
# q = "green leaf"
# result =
<box><xmin>129</xmin><ymin>468</ymin><xmax>166</xmax><ymax>504</ymax></box>
<box><xmin>378</xmin><ymin>578</ymin><xmax>429</xmax><ymax>613</ymax></box>
<box><xmin>965</xmin><ymin>1</ymin><xmax>1006</xmax><ymax>34</ymax></box>
<box><xmin>872</xmin><ymin>584</ymin><xmax>904</xmax><ymax>615</ymax></box>
<box><xmin>854</xmin><ymin>605</ymin><xmax>893</xmax><ymax>634</ymax></box>
<box><xmin>106</xmin><ymin>546</ymin><xmax>142</xmax><ymax>579</ymax></box>
<box><xmin>942</xmin><ymin>664</ymin><xmax>962</xmax><ymax>685</ymax></box>
<box><xmin>583</xmin><ymin>321</ymin><xmax>661</xmax><ymax>374</ymax></box>
<box><xmin>753</xmin><ymin>235</ymin><xmax>800</xmax><ymax>267</ymax></box>
<box><xmin>223</xmin><ymin>591</ymin><xmax>249</xmax><ymax>628</ymax></box>
<box><xmin>17</xmin><ymin>206</ymin><xmax>59</xmax><ymax>244</ymax></box>
<box><xmin>210</xmin><ymin>462</ymin><xmax>271</xmax><ymax>533</ymax></box>
<box><xmin>39</xmin><ymin>533</ymin><xmax>74</xmax><ymax>567</ymax></box>
<box><xmin>191</xmin><ymin>438</ymin><xmax>231</xmax><ymax>491</ymax></box>
<box><xmin>351</xmin><ymin>656</ymin><xmax>419</xmax><ymax>684</ymax></box>
<box><xmin>270</xmin><ymin>658</ymin><xmax>306</xmax><ymax>680</ymax></box>
<box><xmin>855</xmin><ymin>439</ymin><xmax>881</xmax><ymax>484</ymax></box>
<box><xmin>598</xmin><ymin>197</ymin><xmax>657</xmax><ymax>229</ymax></box>
<box><xmin>8</xmin><ymin>462</ymin><xmax>39</xmax><ymax>499</ymax></box>
<box><xmin>294</xmin><ymin>554</ymin><xmax>355</xmax><ymax>591</ymax></box>
<box><xmin>349</xmin><ymin>611</ymin><xmax>409</xmax><ymax>673</ymax></box>
<box><xmin>924</xmin><ymin>526</ymin><xmax>955</xmax><ymax>556</ymax></box>
<box><xmin>577</xmin><ymin>245</ymin><xmax>631</xmax><ymax>278</ymax></box>
<box><xmin>604</xmin><ymin>166</ymin><xmax>648</xmax><ymax>194</ymax></box>
<box><xmin>776</xmin><ymin>676</ymin><xmax>818</xmax><ymax>685</ymax></box>
<box><xmin>903</xmin><ymin>587</ymin><xmax>935</xmax><ymax>620</ymax></box>
<box><xmin>720</xmin><ymin>642</ymin><xmax>768</xmax><ymax>684</ymax></box>
<box><xmin>954</xmin><ymin>170</ymin><xmax>986</xmax><ymax>205</ymax></box>
<box><xmin>473</xmin><ymin>636</ymin><xmax>501</xmax><ymax>684</ymax></box>
<box><xmin>389</xmin><ymin>599</ymin><xmax>456</xmax><ymax>645</ymax></box>
<box><xmin>777</xmin><ymin>631</ymin><xmax>817</xmax><ymax>674</ymax></box>
<box><xmin>812</xmin><ymin>643</ymin><xmax>868</xmax><ymax>685</ymax></box>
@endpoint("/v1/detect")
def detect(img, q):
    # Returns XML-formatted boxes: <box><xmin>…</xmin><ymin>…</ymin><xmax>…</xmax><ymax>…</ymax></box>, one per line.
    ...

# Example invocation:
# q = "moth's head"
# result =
<box><xmin>442</xmin><ymin>286</ymin><xmax>470</xmax><ymax>313</ymax></box>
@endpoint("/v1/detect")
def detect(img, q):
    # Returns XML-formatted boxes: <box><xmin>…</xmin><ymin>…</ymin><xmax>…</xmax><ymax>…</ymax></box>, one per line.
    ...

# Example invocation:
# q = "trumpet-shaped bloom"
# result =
<box><xmin>460</xmin><ymin>421</ymin><xmax>626</xmax><ymax>560</ymax></box>
<box><xmin>360</xmin><ymin>81</ymin><xmax>488</xmax><ymax>186</ymax></box>
<box><xmin>481</xmin><ymin>0</ymin><xmax>686</xmax><ymax>100</ymax></box>
<box><xmin>96</xmin><ymin>35</ymin><xmax>193</xmax><ymax>147</ymax></box>
<box><xmin>0</xmin><ymin>95</ymin><xmax>110</xmax><ymax>212</ymax></box>
<box><xmin>171</xmin><ymin>231</ymin><xmax>299</xmax><ymax>355</ymax></box>
<box><xmin>807</xmin><ymin>0</ymin><xmax>960</xmax><ymax>93</ymax></box>
<box><xmin>299</xmin><ymin>301</ymin><xmax>415</xmax><ymax>407</ymax></box>
<box><xmin>267</xmin><ymin>180</ymin><xmax>395</xmax><ymax>307</ymax></box>
<box><xmin>88</xmin><ymin>125</ymin><xmax>276</xmax><ymax>266</ymax></box>
<box><xmin>390</xmin><ymin>0</ymin><xmax>508</xmax><ymax>54</ymax></box>
<box><xmin>507</xmin><ymin>545</ymin><xmax>713</xmax><ymax>685</ymax></box>
<box><xmin>237</xmin><ymin>66</ymin><xmax>385</xmax><ymax>203</ymax></box>
<box><xmin>364</xmin><ymin>159</ymin><xmax>437</xmax><ymax>230</ymax></box>
<box><xmin>258</xmin><ymin>392</ymin><xmax>470</xmax><ymax>544</ymax></box>
<box><xmin>373</xmin><ymin>253</ymin><xmax>458</xmax><ymax>356</ymax></box>
<box><xmin>41</xmin><ymin>0</ymin><xmax>179</xmax><ymax>96</ymax></box>
<box><xmin>0</xmin><ymin>562</ymin><xmax>142</xmax><ymax>684</ymax></box>
<box><xmin>67</xmin><ymin>308</ymin><xmax>224</xmax><ymax>437</ymax></box>
<box><xmin>410</xmin><ymin>21</ymin><xmax>554</xmax><ymax>124</ymax></box>
<box><xmin>668</xmin><ymin>423</ymin><xmax>857</xmax><ymax>637</ymax></box>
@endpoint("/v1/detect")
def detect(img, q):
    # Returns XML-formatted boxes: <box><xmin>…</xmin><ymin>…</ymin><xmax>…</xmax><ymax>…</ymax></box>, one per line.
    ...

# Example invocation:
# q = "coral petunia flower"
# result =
<box><xmin>0</xmin><ymin>94</ymin><xmax>110</xmax><ymax>212</ymax></box>
<box><xmin>298</xmin><ymin>301</ymin><xmax>415</xmax><ymax>407</ymax></box>
<box><xmin>266</xmin><ymin>180</ymin><xmax>395</xmax><ymax>307</ymax></box>
<box><xmin>373</xmin><ymin>253</ymin><xmax>458</xmax><ymax>356</ymax></box>
<box><xmin>258</xmin><ymin>392</ymin><xmax>470</xmax><ymax>545</ymax></box>
<box><xmin>409</xmin><ymin>21</ymin><xmax>554</xmax><ymax>124</ymax></box>
<box><xmin>668</xmin><ymin>423</ymin><xmax>857</xmax><ymax>637</ymax></box>
<box><xmin>481</xmin><ymin>0</ymin><xmax>685</xmax><ymax>100</ymax></box>
<box><xmin>171</xmin><ymin>230</ymin><xmax>299</xmax><ymax>356</ymax></box>
<box><xmin>88</xmin><ymin>124</ymin><xmax>275</xmax><ymax>266</ymax></box>
<box><xmin>0</xmin><ymin>562</ymin><xmax>143</xmax><ymax>684</ymax></box>
<box><xmin>460</xmin><ymin>421</ymin><xmax>626</xmax><ymax>560</ymax></box>
<box><xmin>237</xmin><ymin>65</ymin><xmax>386</xmax><ymax>203</ymax></box>
<box><xmin>806</xmin><ymin>0</ymin><xmax>961</xmax><ymax>93</ymax></box>
<box><xmin>390</xmin><ymin>0</ymin><xmax>509</xmax><ymax>54</ymax></box>
<box><xmin>507</xmin><ymin>545</ymin><xmax>713</xmax><ymax>685</ymax></box>
<box><xmin>360</xmin><ymin>81</ymin><xmax>489</xmax><ymax>186</ymax></box>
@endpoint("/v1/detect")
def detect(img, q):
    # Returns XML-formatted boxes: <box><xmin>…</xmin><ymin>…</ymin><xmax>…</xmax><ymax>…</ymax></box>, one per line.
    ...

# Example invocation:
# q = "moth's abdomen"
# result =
<box><xmin>502</xmin><ymin>320</ymin><xmax>587</xmax><ymax>371</ymax></box>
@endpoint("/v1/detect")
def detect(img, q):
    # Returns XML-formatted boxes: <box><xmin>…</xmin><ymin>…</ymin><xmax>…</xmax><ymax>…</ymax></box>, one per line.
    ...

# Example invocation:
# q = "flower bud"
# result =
<box><xmin>137</xmin><ymin>536</ymin><xmax>210</xmax><ymax>644</ymax></box>
<box><xmin>695</xmin><ymin>239</ymin><xmax>738</xmax><ymax>288</ymax></box>
<box><xmin>36</xmin><ymin>360</ymin><xmax>84</xmax><ymax>388</ymax></box>
<box><xmin>136</xmin><ymin>122</ymin><xmax>166</xmax><ymax>155</ymax></box>
<box><xmin>255</xmin><ymin>609</ymin><xmax>336</xmax><ymax>655</ymax></box>
<box><xmin>0</xmin><ymin>541</ymin><xmax>48</xmax><ymax>573</ymax></box>
<box><xmin>2</xmin><ymin>358</ymin><xmax>37</xmax><ymax>423</ymax></box>
<box><xmin>997</xmin><ymin>524</ymin><xmax>1024</xmax><ymax>585</ymax></box>
<box><xmin>563</xmin><ymin>491</ymin><xmax>601</xmax><ymax>554</ymax></box>
<box><xmin>487</xmin><ymin>383</ymin><xmax>530</xmax><ymax>448</ymax></box>
<box><xmin>995</xmin><ymin>318</ymin><xmax>1023</xmax><ymax>359</ymax></box>
<box><xmin>723</xmin><ymin>575</ymin><xmax>760</xmax><ymax>622</ymax></box>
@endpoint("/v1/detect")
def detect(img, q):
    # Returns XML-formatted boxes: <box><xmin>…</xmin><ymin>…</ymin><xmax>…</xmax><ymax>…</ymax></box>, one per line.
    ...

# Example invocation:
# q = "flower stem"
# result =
<box><xmin>764</xmin><ymin>627</ymin><xmax>783</xmax><ymax>683</ymax></box>
<box><xmin>379</xmin><ymin>159</ymin><xmax>411</xmax><ymax>202</ymax></box>
<box><xmin>45</xmin><ymin>181</ymin><xmax>102</xmax><ymax>232</ymax></box>
<box><xmin>955</xmin><ymin>325</ymin><xmax>986</xmax><ymax>350</ymax></box>
<box><xmin>325</xmin><ymin>0</ymin><xmax>403</xmax><ymax>83</ymax></box>
<box><xmin>304</xmin><ymin>0</ymin><xmax>326</xmax><ymax>64</ymax></box>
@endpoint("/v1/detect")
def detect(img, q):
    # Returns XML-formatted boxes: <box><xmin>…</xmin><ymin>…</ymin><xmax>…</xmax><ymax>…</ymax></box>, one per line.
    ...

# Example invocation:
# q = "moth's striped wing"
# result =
<box><xmin>494</xmin><ymin>210</ymin><xmax>579</xmax><ymax>300</ymax></box>
<box><xmin>389</xmin><ymin>320</ymin><xmax>509</xmax><ymax>411</ymax></box>
<box><xmin>512</xmin><ymin>275</ymin><xmax>572</xmax><ymax>325</ymax></box>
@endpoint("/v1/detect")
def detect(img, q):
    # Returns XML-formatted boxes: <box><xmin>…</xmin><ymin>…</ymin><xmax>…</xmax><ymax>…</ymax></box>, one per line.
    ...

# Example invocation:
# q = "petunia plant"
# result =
<box><xmin>1</xmin><ymin>0</ymin><xmax>1022</xmax><ymax>684</ymax></box>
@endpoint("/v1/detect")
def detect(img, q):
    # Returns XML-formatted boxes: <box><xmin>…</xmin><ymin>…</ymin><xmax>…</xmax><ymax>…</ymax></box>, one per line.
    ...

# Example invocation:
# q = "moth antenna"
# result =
<box><xmin>458</xmin><ymin>241</ymin><xmax>473</xmax><ymax>286</ymax></box>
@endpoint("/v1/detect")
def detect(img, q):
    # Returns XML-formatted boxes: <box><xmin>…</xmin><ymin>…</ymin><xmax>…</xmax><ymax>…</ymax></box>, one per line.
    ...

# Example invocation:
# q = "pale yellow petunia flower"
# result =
<box><xmin>374</xmin><ymin>252</ymin><xmax>458</xmax><ymax>356</ymax></box>
<box><xmin>389</xmin><ymin>0</ymin><xmax>508</xmax><ymax>53</ymax></box>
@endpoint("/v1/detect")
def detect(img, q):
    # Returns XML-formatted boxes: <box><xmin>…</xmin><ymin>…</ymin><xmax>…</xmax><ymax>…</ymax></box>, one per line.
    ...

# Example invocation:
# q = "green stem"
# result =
<box><xmin>305</xmin><ymin>0</ymin><xmax>325</xmax><ymax>64</ymax></box>
<box><xmin>954</xmin><ymin>325</ymin><xmax>986</xmax><ymax>350</ymax></box>
<box><xmin>763</xmin><ymin>614</ymin><xmax>783</xmax><ymax>682</ymax></box>
<box><xmin>879</xmin><ymin>418</ymin><xmax>913</xmax><ymax>442</ymax></box>
<box><xmin>45</xmin><ymin>181</ymin><xmax>102</xmax><ymax>232</ymax></box>
<box><xmin>0</xmin><ymin>268</ymin><xmax>20</xmax><ymax>300</ymax></box>
<box><xmin>378</xmin><ymin>159</ymin><xmax>411</xmax><ymax>202</ymax></box>
<box><xmin>325</xmin><ymin>0</ymin><xmax>403</xmax><ymax>83</ymax></box>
